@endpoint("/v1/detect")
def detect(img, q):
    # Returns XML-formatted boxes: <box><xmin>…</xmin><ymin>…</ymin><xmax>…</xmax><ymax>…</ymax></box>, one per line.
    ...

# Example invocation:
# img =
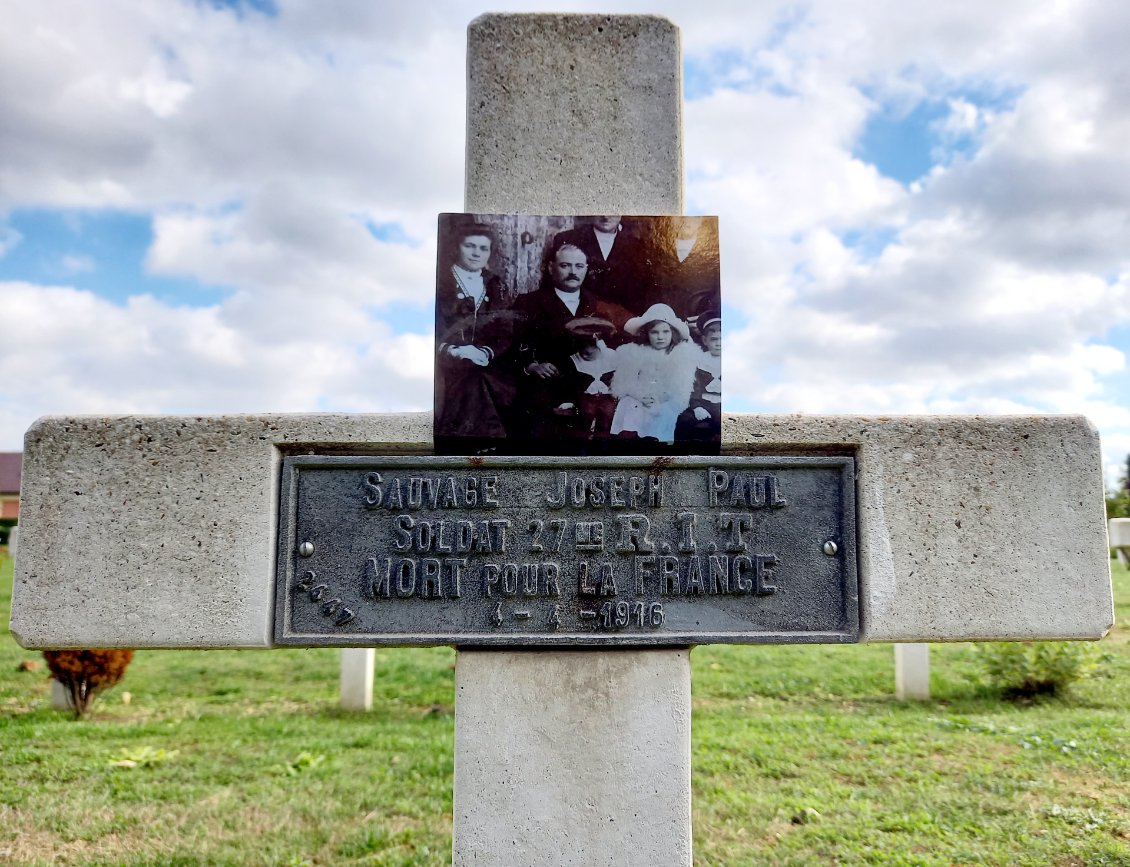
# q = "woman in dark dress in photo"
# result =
<box><xmin>434</xmin><ymin>222</ymin><xmax>517</xmax><ymax>452</ymax></box>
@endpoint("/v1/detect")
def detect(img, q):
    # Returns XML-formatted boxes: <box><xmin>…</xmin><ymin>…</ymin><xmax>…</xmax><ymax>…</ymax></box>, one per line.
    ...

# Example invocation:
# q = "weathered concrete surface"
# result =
<box><xmin>10</xmin><ymin>413</ymin><xmax>430</xmax><ymax>648</ymax></box>
<box><xmin>10</xmin><ymin>412</ymin><xmax>1112</xmax><ymax>647</ymax></box>
<box><xmin>726</xmin><ymin>413</ymin><xmax>1112</xmax><ymax>642</ymax></box>
<box><xmin>453</xmin><ymin>649</ymin><xmax>692</xmax><ymax>867</ymax></box>
<box><xmin>465</xmin><ymin>14</ymin><xmax>682</xmax><ymax>215</ymax></box>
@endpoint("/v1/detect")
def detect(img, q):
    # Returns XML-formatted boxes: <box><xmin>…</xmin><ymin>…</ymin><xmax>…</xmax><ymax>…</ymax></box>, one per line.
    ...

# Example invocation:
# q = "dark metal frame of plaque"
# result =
<box><xmin>273</xmin><ymin>455</ymin><xmax>858</xmax><ymax>647</ymax></box>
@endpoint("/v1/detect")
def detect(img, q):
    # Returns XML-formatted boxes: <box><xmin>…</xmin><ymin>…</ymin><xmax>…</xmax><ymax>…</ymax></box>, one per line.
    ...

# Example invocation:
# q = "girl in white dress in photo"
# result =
<box><xmin>610</xmin><ymin>303</ymin><xmax>699</xmax><ymax>442</ymax></box>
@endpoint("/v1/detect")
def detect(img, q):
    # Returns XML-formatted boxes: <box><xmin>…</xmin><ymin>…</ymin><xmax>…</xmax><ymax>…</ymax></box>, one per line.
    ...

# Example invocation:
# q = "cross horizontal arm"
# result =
<box><xmin>9</xmin><ymin>412</ymin><xmax>1111</xmax><ymax>648</ymax></box>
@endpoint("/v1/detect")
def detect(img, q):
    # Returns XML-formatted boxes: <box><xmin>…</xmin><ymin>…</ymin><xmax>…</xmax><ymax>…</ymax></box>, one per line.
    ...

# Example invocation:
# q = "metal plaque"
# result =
<box><xmin>274</xmin><ymin>455</ymin><xmax>858</xmax><ymax>646</ymax></box>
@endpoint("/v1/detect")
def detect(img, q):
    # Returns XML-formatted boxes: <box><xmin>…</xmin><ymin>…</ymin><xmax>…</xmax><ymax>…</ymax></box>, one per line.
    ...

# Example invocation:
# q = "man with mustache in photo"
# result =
<box><xmin>511</xmin><ymin>238</ymin><xmax>631</xmax><ymax>449</ymax></box>
<box><xmin>549</xmin><ymin>215</ymin><xmax>649</xmax><ymax>313</ymax></box>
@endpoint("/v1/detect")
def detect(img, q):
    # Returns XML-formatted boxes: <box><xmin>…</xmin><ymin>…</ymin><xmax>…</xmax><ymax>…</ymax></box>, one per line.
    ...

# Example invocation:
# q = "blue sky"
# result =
<box><xmin>3</xmin><ymin>0</ymin><xmax>1130</xmax><ymax>482</ymax></box>
<box><xmin>858</xmin><ymin>100</ymin><xmax>973</xmax><ymax>184</ymax></box>
<box><xmin>0</xmin><ymin>209</ymin><xmax>232</xmax><ymax>307</ymax></box>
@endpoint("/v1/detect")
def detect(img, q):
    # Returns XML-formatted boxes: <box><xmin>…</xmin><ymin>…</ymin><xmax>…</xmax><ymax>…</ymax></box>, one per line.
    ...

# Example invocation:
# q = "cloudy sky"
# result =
<box><xmin>3</xmin><ymin>0</ymin><xmax>1130</xmax><ymax>482</ymax></box>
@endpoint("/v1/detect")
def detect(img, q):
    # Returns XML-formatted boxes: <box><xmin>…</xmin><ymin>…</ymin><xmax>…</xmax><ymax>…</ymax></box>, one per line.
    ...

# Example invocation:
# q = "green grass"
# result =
<box><xmin>2</xmin><ymin>549</ymin><xmax>1129</xmax><ymax>865</ymax></box>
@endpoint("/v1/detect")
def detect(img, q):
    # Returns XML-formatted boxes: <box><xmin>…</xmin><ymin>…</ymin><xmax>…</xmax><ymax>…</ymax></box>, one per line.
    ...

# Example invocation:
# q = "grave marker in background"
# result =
<box><xmin>340</xmin><ymin>647</ymin><xmax>374</xmax><ymax>711</ymax></box>
<box><xmin>895</xmin><ymin>643</ymin><xmax>931</xmax><ymax>700</ymax></box>
<box><xmin>1109</xmin><ymin>518</ymin><xmax>1130</xmax><ymax>566</ymax></box>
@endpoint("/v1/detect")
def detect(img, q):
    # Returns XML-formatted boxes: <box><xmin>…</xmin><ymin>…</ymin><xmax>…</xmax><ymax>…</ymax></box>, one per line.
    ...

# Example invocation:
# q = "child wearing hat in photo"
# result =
<box><xmin>549</xmin><ymin>316</ymin><xmax>620</xmax><ymax>438</ymax></box>
<box><xmin>610</xmin><ymin>303</ymin><xmax>699</xmax><ymax>442</ymax></box>
<box><xmin>675</xmin><ymin>306</ymin><xmax>721</xmax><ymax>442</ymax></box>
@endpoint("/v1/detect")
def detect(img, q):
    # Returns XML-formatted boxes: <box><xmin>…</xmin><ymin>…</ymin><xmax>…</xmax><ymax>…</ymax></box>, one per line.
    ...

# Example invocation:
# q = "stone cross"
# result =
<box><xmin>8</xmin><ymin>14</ymin><xmax>1114</xmax><ymax>867</ymax></box>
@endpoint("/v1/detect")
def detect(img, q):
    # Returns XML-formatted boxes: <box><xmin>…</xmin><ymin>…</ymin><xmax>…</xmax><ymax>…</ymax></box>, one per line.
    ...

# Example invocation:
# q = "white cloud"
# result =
<box><xmin>0</xmin><ymin>281</ymin><xmax>432</xmax><ymax>447</ymax></box>
<box><xmin>1</xmin><ymin>0</ymin><xmax>1130</xmax><ymax>485</ymax></box>
<box><xmin>145</xmin><ymin>191</ymin><xmax>435</xmax><ymax>308</ymax></box>
<box><xmin>674</xmin><ymin>0</ymin><xmax>1130</xmax><ymax>481</ymax></box>
<box><xmin>118</xmin><ymin>56</ymin><xmax>193</xmax><ymax>119</ymax></box>
<box><xmin>59</xmin><ymin>254</ymin><xmax>95</xmax><ymax>274</ymax></box>
<box><xmin>0</xmin><ymin>0</ymin><xmax>465</xmax><ymax>222</ymax></box>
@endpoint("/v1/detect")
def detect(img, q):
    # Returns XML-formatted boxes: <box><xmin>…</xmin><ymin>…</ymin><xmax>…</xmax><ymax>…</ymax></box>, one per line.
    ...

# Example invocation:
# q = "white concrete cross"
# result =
<box><xmin>8</xmin><ymin>14</ymin><xmax>1115</xmax><ymax>866</ymax></box>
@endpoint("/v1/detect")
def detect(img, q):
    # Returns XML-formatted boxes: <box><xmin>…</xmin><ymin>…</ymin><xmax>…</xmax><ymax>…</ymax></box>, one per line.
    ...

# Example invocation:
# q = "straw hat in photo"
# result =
<box><xmin>565</xmin><ymin>316</ymin><xmax>617</xmax><ymax>340</ymax></box>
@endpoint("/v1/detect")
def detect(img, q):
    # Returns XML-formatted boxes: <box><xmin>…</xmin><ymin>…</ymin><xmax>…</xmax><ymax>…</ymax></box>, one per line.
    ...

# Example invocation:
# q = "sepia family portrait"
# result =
<box><xmin>434</xmin><ymin>213</ymin><xmax>722</xmax><ymax>455</ymax></box>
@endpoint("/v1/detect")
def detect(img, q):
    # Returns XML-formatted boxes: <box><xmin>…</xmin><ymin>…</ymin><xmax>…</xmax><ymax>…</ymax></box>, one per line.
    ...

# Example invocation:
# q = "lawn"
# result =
<box><xmin>1</xmin><ymin>549</ymin><xmax>1128</xmax><ymax>866</ymax></box>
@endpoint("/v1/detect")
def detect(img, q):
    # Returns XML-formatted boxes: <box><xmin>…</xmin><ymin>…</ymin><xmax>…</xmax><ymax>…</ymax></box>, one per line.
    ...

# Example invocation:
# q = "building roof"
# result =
<box><xmin>0</xmin><ymin>453</ymin><xmax>21</xmax><ymax>494</ymax></box>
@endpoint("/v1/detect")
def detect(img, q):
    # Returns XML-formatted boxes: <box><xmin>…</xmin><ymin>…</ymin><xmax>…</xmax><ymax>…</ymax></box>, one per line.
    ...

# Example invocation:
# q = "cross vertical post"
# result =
<box><xmin>454</xmin><ymin>14</ymin><xmax>691</xmax><ymax>865</ymax></box>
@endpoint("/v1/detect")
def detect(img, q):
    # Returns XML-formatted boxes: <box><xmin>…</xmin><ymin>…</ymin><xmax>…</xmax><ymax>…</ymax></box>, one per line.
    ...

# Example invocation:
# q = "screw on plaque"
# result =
<box><xmin>823</xmin><ymin>540</ymin><xmax>838</xmax><ymax>556</ymax></box>
<box><xmin>298</xmin><ymin>541</ymin><xmax>315</xmax><ymax>557</ymax></box>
